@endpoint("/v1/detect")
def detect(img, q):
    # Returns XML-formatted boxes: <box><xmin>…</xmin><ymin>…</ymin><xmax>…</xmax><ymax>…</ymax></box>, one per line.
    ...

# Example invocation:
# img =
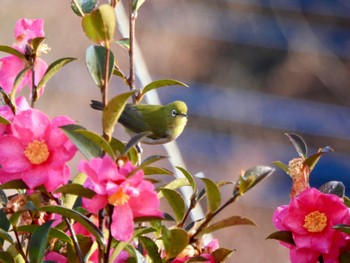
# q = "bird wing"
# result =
<box><xmin>118</xmin><ymin>104</ymin><xmax>151</xmax><ymax>134</ymax></box>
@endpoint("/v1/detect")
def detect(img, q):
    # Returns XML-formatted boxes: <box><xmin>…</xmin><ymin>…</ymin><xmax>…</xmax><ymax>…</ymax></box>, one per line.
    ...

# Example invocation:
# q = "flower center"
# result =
<box><xmin>108</xmin><ymin>188</ymin><xmax>130</xmax><ymax>206</ymax></box>
<box><xmin>303</xmin><ymin>211</ymin><xmax>327</xmax><ymax>232</ymax></box>
<box><xmin>24</xmin><ymin>140</ymin><xmax>50</xmax><ymax>165</ymax></box>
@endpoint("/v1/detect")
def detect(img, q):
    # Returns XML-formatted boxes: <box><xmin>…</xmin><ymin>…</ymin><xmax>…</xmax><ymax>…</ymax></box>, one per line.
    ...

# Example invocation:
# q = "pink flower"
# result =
<box><xmin>0</xmin><ymin>108</ymin><xmax>77</xmax><ymax>191</ymax></box>
<box><xmin>79</xmin><ymin>156</ymin><xmax>162</xmax><ymax>241</ymax></box>
<box><xmin>44</xmin><ymin>251</ymin><xmax>68</xmax><ymax>263</ymax></box>
<box><xmin>0</xmin><ymin>18</ymin><xmax>48</xmax><ymax>94</ymax></box>
<box><xmin>273</xmin><ymin>188</ymin><xmax>350</xmax><ymax>262</ymax></box>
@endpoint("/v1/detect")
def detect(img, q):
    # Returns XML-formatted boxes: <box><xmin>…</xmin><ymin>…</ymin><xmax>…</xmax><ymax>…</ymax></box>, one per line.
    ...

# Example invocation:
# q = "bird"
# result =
<box><xmin>91</xmin><ymin>100</ymin><xmax>188</xmax><ymax>144</ymax></box>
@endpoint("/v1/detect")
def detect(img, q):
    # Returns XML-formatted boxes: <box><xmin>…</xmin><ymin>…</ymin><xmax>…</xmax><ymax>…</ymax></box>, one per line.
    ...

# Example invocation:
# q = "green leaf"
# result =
<box><xmin>304</xmin><ymin>146</ymin><xmax>333</xmax><ymax>171</ymax></box>
<box><xmin>133</xmin><ymin>0</ymin><xmax>146</xmax><ymax>12</ymax></box>
<box><xmin>0</xmin><ymin>209</ymin><xmax>10</xmax><ymax>233</ymax></box>
<box><xmin>36</xmin><ymin>57</ymin><xmax>77</xmax><ymax>95</ymax></box>
<box><xmin>0</xmin><ymin>45</ymin><xmax>25</xmax><ymax>60</ymax></box>
<box><xmin>285</xmin><ymin>133</ymin><xmax>307</xmax><ymax>158</ymax></box>
<box><xmin>266</xmin><ymin>231</ymin><xmax>295</xmax><ymax>246</ymax></box>
<box><xmin>39</xmin><ymin>205</ymin><xmax>105</xmax><ymax>248</ymax></box>
<box><xmin>139</xmin><ymin>236</ymin><xmax>162</xmax><ymax>263</ymax></box>
<box><xmin>235</xmin><ymin>166</ymin><xmax>275</xmax><ymax>196</ymax></box>
<box><xmin>85</xmin><ymin>45</ymin><xmax>114</xmax><ymax>88</ymax></box>
<box><xmin>0</xmin><ymin>179</ymin><xmax>28</xmax><ymax>190</ymax></box>
<box><xmin>0</xmin><ymin>116</ymin><xmax>10</xmax><ymax>125</ymax></box>
<box><xmin>161</xmin><ymin>188</ymin><xmax>186</xmax><ymax>224</ymax></box>
<box><xmin>54</xmin><ymin>183</ymin><xmax>96</xmax><ymax>199</ymax></box>
<box><xmin>0</xmin><ymin>228</ymin><xmax>14</xmax><ymax>244</ymax></box>
<box><xmin>7</xmin><ymin>244</ymin><xmax>25</xmax><ymax>263</ymax></box>
<box><xmin>141</xmin><ymin>79</ymin><xmax>188</xmax><ymax>97</ymax></box>
<box><xmin>62</xmin><ymin>173</ymin><xmax>87</xmax><ymax>209</ymax></box>
<box><xmin>31</xmin><ymin>37</ymin><xmax>46</xmax><ymax>54</ymax></box>
<box><xmin>71</xmin><ymin>0</ymin><xmax>98</xmax><ymax>16</ymax></box>
<box><xmin>272</xmin><ymin>160</ymin><xmax>289</xmax><ymax>173</ymax></box>
<box><xmin>29</xmin><ymin>220</ymin><xmax>54</xmax><ymax>263</ymax></box>
<box><xmin>61</xmin><ymin>124</ymin><xmax>103</xmax><ymax>159</ymax></box>
<box><xmin>74</xmin><ymin>129</ymin><xmax>115</xmax><ymax>158</ymax></box>
<box><xmin>344</xmin><ymin>196</ymin><xmax>350</xmax><ymax>208</ymax></box>
<box><xmin>127</xmin><ymin>155</ymin><xmax>168</xmax><ymax>177</ymax></box>
<box><xmin>0</xmin><ymin>251</ymin><xmax>15</xmax><ymax>263</ymax></box>
<box><xmin>102</xmin><ymin>92</ymin><xmax>134</xmax><ymax>139</ymax></box>
<box><xmin>123</xmin><ymin>131</ymin><xmax>152</xmax><ymax>155</ymax></box>
<box><xmin>115</xmin><ymin>38</ymin><xmax>130</xmax><ymax>50</ymax></box>
<box><xmin>11</xmin><ymin>66</ymin><xmax>31</xmax><ymax>101</ymax></box>
<box><xmin>143</xmin><ymin>166</ymin><xmax>172</xmax><ymax>176</ymax></box>
<box><xmin>334</xmin><ymin>224</ymin><xmax>350</xmax><ymax>235</ymax></box>
<box><xmin>211</xmin><ymin>248</ymin><xmax>234</xmax><ymax>262</ymax></box>
<box><xmin>0</xmin><ymin>189</ymin><xmax>7</xmax><ymax>205</ymax></box>
<box><xmin>161</xmin><ymin>226</ymin><xmax>189</xmax><ymax>259</ymax></box>
<box><xmin>158</xmin><ymin>178</ymin><xmax>190</xmax><ymax>198</ymax></box>
<box><xmin>319</xmin><ymin>181</ymin><xmax>345</xmax><ymax>198</ymax></box>
<box><xmin>82</xmin><ymin>4</ymin><xmax>116</xmax><ymax>43</ymax></box>
<box><xmin>200</xmin><ymin>178</ymin><xmax>221</xmax><ymax>213</ymax></box>
<box><xmin>16</xmin><ymin>225</ymin><xmax>73</xmax><ymax>246</ymax></box>
<box><xmin>109</xmin><ymin>138</ymin><xmax>139</xmax><ymax>165</ymax></box>
<box><xmin>197</xmin><ymin>216</ymin><xmax>256</xmax><ymax>236</ymax></box>
<box><xmin>176</xmin><ymin>166</ymin><xmax>196</xmax><ymax>191</ymax></box>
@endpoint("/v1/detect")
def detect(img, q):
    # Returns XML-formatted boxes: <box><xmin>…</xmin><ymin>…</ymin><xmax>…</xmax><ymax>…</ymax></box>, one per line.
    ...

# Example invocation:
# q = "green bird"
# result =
<box><xmin>91</xmin><ymin>100</ymin><xmax>188</xmax><ymax>144</ymax></box>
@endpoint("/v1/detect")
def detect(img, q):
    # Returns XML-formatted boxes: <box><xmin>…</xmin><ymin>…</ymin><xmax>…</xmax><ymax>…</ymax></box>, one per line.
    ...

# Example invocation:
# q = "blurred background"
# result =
<box><xmin>2</xmin><ymin>0</ymin><xmax>350</xmax><ymax>262</ymax></box>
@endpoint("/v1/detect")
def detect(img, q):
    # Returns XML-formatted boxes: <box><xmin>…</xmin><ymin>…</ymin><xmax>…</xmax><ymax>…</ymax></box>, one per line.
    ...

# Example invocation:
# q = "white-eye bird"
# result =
<box><xmin>91</xmin><ymin>100</ymin><xmax>188</xmax><ymax>144</ymax></box>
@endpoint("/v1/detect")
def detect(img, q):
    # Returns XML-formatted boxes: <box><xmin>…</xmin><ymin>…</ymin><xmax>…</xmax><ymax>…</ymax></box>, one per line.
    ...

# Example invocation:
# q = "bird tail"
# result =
<box><xmin>90</xmin><ymin>100</ymin><xmax>104</xmax><ymax>111</ymax></box>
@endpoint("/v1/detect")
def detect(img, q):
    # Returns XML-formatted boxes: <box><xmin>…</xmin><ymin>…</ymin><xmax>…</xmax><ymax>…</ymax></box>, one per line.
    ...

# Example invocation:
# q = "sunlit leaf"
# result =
<box><xmin>102</xmin><ymin>92</ymin><xmax>134</xmax><ymax>140</ymax></box>
<box><xmin>28</xmin><ymin>220</ymin><xmax>54</xmax><ymax>263</ymax></box>
<box><xmin>115</xmin><ymin>38</ymin><xmax>130</xmax><ymax>50</ymax></box>
<box><xmin>0</xmin><ymin>45</ymin><xmax>25</xmax><ymax>60</ymax></box>
<box><xmin>127</xmin><ymin>155</ymin><xmax>168</xmax><ymax>178</ymax></box>
<box><xmin>161</xmin><ymin>188</ymin><xmax>186</xmax><ymax>224</ymax></box>
<box><xmin>139</xmin><ymin>236</ymin><xmax>162</xmax><ymax>263</ymax></box>
<box><xmin>266</xmin><ymin>231</ymin><xmax>295</xmax><ymax>246</ymax></box>
<box><xmin>71</xmin><ymin>0</ymin><xmax>98</xmax><ymax>16</ymax></box>
<box><xmin>200</xmin><ymin>178</ymin><xmax>221</xmax><ymax>213</ymax></box>
<box><xmin>11</xmin><ymin>66</ymin><xmax>31</xmax><ymax>102</ymax></box>
<box><xmin>211</xmin><ymin>248</ymin><xmax>234</xmax><ymax>262</ymax></box>
<box><xmin>197</xmin><ymin>216</ymin><xmax>256</xmax><ymax>236</ymax></box>
<box><xmin>176</xmin><ymin>166</ymin><xmax>196</xmax><ymax>191</ymax></box>
<box><xmin>133</xmin><ymin>0</ymin><xmax>146</xmax><ymax>12</ymax></box>
<box><xmin>61</xmin><ymin>124</ymin><xmax>103</xmax><ymax>159</ymax></box>
<box><xmin>74</xmin><ymin>129</ymin><xmax>115</xmax><ymax>158</ymax></box>
<box><xmin>31</xmin><ymin>37</ymin><xmax>46</xmax><ymax>54</ymax></box>
<box><xmin>319</xmin><ymin>181</ymin><xmax>345</xmax><ymax>198</ymax></box>
<box><xmin>285</xmin><ymin>133</ymin><xmax>307</xmax><ymax>158</ymax></box>
<box><xmin>141</xmin><ymin>79</ymin><xmax>188</xmax><ymax>99</ymax></box>
<box><xmin>39</xmin><ymin>205</ymin><xmax>105</xmax><ymax>247</ymax></box>
<box><xmin>54</xmin><ymin>183</ymin><xmax>96</xmax><ymax>198</ymax></box>
<box><xmin>0</xmin><ymin>116</ymin><xmax>10</xmax><ymax>125</ymax></box>
<box><xmin>161</xmin><ymin>226</ymin><xmax>189</xmax><ymax>259</ymax></box>
<box><xmin>272</xmin><ymin>161</ymin><xmax>289</xmax><ymax>173</ymax></box>
<box><xmin>143</xmin><ymin>166</ymin><xmax>172</xmax><ymax>176</ymax></box>
<box><xmin>304</xmin><ymin>146</ymin><xmax>333</xmax><ymax>171</ymax></box>
<box><xmin>85</xmin><ymin>45</ymin><xmax>114</xmax><ymax>88</ymax></box>
<box><xmin>36</xmin><ymin>57</ymin><xmax>77</xmax><ymax>95</ymax></box>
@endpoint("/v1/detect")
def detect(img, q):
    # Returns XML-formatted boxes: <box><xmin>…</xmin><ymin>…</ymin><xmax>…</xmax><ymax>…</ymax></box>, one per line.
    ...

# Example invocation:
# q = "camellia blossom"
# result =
<box><xmin>78</xmin><ymin>155</ymin><xmax>163</xmax><ymax>241</ymax></box>
<box><xmin>273</xmin><ymin>188</ymin><xmax>350</xmax><ymax>263</ymax></box>
<box><xmin>0</xmin><ymin>108</ymin><xmax>76</xmax><ymax>191</ymax></box>
<box><xmin>0</xmin><ymin>18</ymin><xmax>48</xmax><ymax>94</ymax></box>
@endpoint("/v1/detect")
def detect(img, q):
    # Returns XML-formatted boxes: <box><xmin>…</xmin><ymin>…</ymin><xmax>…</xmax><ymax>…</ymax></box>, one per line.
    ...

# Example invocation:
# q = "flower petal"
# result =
<box><xmin>111</xmin><ymin>205</ymin><xmax>134</xmax><ymax>241</ymax></box>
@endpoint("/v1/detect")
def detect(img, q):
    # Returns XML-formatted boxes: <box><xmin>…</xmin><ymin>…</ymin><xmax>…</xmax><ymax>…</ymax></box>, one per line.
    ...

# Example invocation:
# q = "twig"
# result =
<box><xmin>127</xmin><ymin>0</ymin><xmax>137</xmax><ymax>103</ymax></box>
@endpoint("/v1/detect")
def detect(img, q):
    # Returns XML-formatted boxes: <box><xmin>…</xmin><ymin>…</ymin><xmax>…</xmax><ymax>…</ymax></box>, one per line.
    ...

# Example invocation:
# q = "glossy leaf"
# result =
<box><xmin>39</xmin><ymin>205</ymin><xmax>105</xmax><ymax>247</ymax></box>
<box><xmin>74</xmin><ymin>129</ymin><xmax>115</xmax><ymax>158</ymax></box>
<box><xmin>285</xmin><ymin>133</ymin><xmax>307</xmax><ymax>158</ymax></box>
<box><xmin>176</xmin><ymin>166</ymin><xmax>196</xmax><ymax>191</ymax></box>
<box><xmin>54</xmin><ymin>183</ymin><xmax>96</xmax><ymax>198</ymax></box>
<box><xmin>36</xmin><ymin>57</ymin><xmax>77</xmax><ymax>95</ymax></box>
<box><xmin>29</xmin><ymin>220</ymin><xmax>54</xmax><ymax>263</ymax></box>
<box><xmin>235</xmin><ymin>166</ymin><xmax>275</xmax><ymax>195</ymax></box>
<box><xmin>143</xmin><ymin>166</ymin><xmax>172</xmax><ymax>176</ymax></box>
<box><xmin>115</xmin><ymin>38</ymin><xmax>130</xmax><ymax>50</ymax></box>
<box><xmin>142</xmin><ymin>79</ymin><xmax>188</xmax><ymax>97</ymax></box>
<box><xmin>85</xmin><ymin>45</ymin><xmax>114</xmax><ymax>88</ymax></box>
<box><xmin>266</xmin><ymin>231</ymin><xmax>295</xmax><ymax>246</ymax></box>
<box><xmin>319</xmin><ymin>181</ymin><xmax>345</xmax><ymax>198</ymax></box>
<box><xmin>0</xmin><ymin>45</ymin><xmax>25</xmax><ymax>60</ymax></box>
<box><xmin>61</xmin><ymin>124</ymin><xmax>103</xmax><ymax>159</ymax></box>
<box><xmin>0</xmin><ymin>179</ymin><xmax>28</xmax><ymax>190</ymax></box>
<box><xmin>62</xmin><ymin>173</ymin><xmax>87</xmax><ymax>209</ymax></box>
<box><xmin>197</xmin><ymin>216</ymin><xmax>256</xmax><ymax>236</ymax></box>
<box><xmin>200</xmin><ymin>178</ymin><xmax>221</xmax><ymax>213</ymax></box>
<box><xmin>161</xmin><ymin>226</ymin><xmax>189</xmax><ymax>259</ymax></box>
<box><xmin>161</xmin><ymin>188</ymin><xmax>186</xmax><ymax>224</ymax></box>
<box><xmin>82</xmin><ymin>4</ymin><xmax>116</xmax><ymax>43</ymax></box>
<box><xmin>113</xmin><ymin>66</ymin><xmax>128</xmax><ymax>85</ymax></box>
<box><xmin>211</xmin><ymin>248</ymin><xmax>234</xmax><ymax>262</ymax></box>
<box><xmin>133</xmin><ymin>0</ymin><xmax>146</xmax><ymax>12</ymax></box>
<box><xmin>0</xmin><ymin>210</ymin><xmax>10</xmax><ymax>234</ymax></box>
<box><xmin>102</xmin><ymin>91</ymin><xmax>134</xmax><ymax>139</ymax></box>
<box><xmin>0</xmin><ymin>116</ymin><xmax>10</xmax><ymax>125</ymax></box>
<box><xmin>11</xmin><ymin>66</ymin><xmax>31</xmax><ymax>101</ymax></box>
<box><xmin>272</xmin><ymin>160</ymin><xmax>289</xmax><ymax>173</ymax></box>
<box><xmin>304</xmin><ymin>146</ymin><xmax>333</xmax><ymax>171</ymax></box>
<box><xmin>71</xmin><ymin>0</ymin><xmax>98</xmax><ymax>16</ymax></box>
<box><xmin>139</xmin><ymin>236</ymin><xmax>162</xmax><ymax>263</ymax></box>
<box><xmin>7</xmin><ymin>244</ymin><xmax>25</xmax><ymax>263</ymax></box>
<box><xmin>158</xmin><ymin>178</ymin><xmax>190</xmax><ymax>199</ymax></box>
<box><xmin>0</xmin><ymin>189</ymin><xmax>7</xmax><ymax>205</ymax></box>
<box><xmin>334</xmin><ymin>224</ymin><xmax>350</xmax><ymax>235</ymax></box>
<box><xmin>0</xmin><ymin>228</ymin><xmax>13</xmax><ymax>244</ymax></box>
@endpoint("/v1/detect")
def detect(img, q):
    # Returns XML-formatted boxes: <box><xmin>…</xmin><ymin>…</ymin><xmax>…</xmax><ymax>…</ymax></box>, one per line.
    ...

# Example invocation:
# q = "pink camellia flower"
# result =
<box><xmin>273</xmin><ymin>188</ymin><xmax>350</xmax><ymax>263</ymax></box>
<box><xmin>78</xmin><ymin>155</ymin><xmax>163</xmax><ymax>241</ymax></box>
<box><xmin>0</xmin><ymin>18</ymin><xmax>48</xmax><ymax>94</ymax></box>
<box><xmin>0</xmin><ymin>108</ymin><xmax>76</xmax><ymax>191</ymax></box>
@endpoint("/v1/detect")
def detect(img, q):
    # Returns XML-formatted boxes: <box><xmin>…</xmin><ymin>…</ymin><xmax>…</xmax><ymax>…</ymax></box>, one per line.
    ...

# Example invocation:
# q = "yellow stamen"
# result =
<box><xmin>108</xmin><ymin>188</ymin><xmax>130</xmax><ymax>206</ymax></box>
<box><xmin>24</xmin><ymin>140</ymin><xmax>50</xmax><ymax>165</ymax></box>
<box><xmin>303</xmin><ymin>211</ymin><xmax>327</xmax><ymax>232</ymax></box>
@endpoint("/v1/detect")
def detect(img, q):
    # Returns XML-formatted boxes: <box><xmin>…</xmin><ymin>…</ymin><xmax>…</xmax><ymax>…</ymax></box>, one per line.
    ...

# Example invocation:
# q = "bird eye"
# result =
<box><xmin>171</xmin><ymin>109</ymin><xmax>177</xmax><ymax>117</ymax></box>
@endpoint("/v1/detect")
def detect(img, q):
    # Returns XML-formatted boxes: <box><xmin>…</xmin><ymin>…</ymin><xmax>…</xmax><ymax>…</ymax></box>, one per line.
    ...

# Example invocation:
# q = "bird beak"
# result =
<box><xmin>178</xmin><ymin>113</ymin><xmax>187</xmax><ymax>118</ymax></box>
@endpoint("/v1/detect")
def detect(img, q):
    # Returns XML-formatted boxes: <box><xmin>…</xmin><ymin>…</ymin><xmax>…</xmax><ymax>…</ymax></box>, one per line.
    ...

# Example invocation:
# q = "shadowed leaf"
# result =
<box><xmin>71</xmin><ymin>0</ymin><xmax>98</xmax><ymax>16</ymax></box>
<box><xmin>266</xmin><ymin>231</ymin><xmax>295</xmax><ymax>246</ymax></box>
<box><xmin>211</xmin><ymin>248</ymin><xmax>235</xmax><ymax>262</ymax></box>
<box><xmin>304</xmin><ymin>146</ymin><xmax>333</xmax><ymax>171</ymax></box>
<box><xmin>161</xmin><ymin>226</ymin><xmax>189</xmax><ymax>259</ymax></box>
<box><xmin>55</xmin><ymin>183</ymin><xmax>96</xmax><ymax>198</ymax></box>
<box><xmin>0</xmin><ymin>45</ymin><xmax>25</xmax><ymax>60</ymax></box>
<box><xmin>139</xmin><ymin>236</ymin><xmax>162</xmax><ymax>263</ymax></box>
<box><xmin>176</xmin><ymin>166</ymin><xmax>196</xmax><ymax>191</ymax></box>
<box><xmin>285</xmin><ymin>133</ymin><xmax>307</xmax><ymax>158</ymax></box>
<box><xmin>161</xmin><ymin>188</ymin><xmax>185</xmax><ymax>224</ymax></box>
<box><xmin>29</xmin><ymin>220</ymin><xmax>54</xmax><ymax>263</ymax></box>
<box><xmin>319</xmin><ymin>181</ymin><xmax>345</xmax><ymax>198</ymax></box>
<box><xmin>273</xmin><ymin>161</ymin><xmax>289</xmax><ymax>173</ymax></box>
<box><xmin>200</xmin><ymin>178</ymin><xmax>221</xmax><ymax>213</ymax></box>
